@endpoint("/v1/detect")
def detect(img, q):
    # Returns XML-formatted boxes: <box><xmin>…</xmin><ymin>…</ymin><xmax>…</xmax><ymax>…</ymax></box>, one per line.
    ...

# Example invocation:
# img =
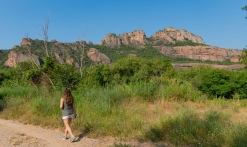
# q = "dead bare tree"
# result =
<box><xmin>42</xmin><ymin>13</ymin><xmax>50</xmax><ymax>57</ymax></box>
<box><xmin>38</xmin><ymin>12</ymin><xmax>55</xmax><ymax>88</ymax></box>
<box><xmin>38</xmin><ymin>12</ymin><xmax>50</xmax><ymax>57</ymax></box>
<box><xmin>76</xmin><ymin>30</ymin><xmax>88</xmax><ymax>78</ymax></box>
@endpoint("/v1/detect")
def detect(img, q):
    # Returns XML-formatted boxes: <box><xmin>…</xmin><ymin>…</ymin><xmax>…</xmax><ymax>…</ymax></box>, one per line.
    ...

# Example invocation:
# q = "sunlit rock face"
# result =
<box><xmin>99</xmin><ymin>30</ymin><xmax>146</xmax><ymax>48</ymax></box>
<box><xmin>4</xmin><ymin>51</ymin><xmax>42</xmax><ymax>67</ymax></box>
<box><xmin>153</xmin><ymin>46</ymin><xmax>241</xmax><ymax>62</ymax></box>
<box><xmin>87</xmin><ymin>48</ymin><xmax>111</xmax><ymax>64</ymax></box>
<box><xmin>151</xmin><ymin>27</ymin><xmax>205</xmax><ymax>44</ymax></box>
<box><xmin>20</xmin><ymin>38</ymin><xmax>33</xmax><ymax>46</ymax></box>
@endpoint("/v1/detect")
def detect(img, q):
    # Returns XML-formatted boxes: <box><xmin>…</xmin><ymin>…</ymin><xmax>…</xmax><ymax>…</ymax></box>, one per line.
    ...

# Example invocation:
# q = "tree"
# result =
<box><xmin>38</xmin><ymin>12</ymin><xmax>50</xmax><ymax>57</ymax></box>
<box><xmin>77</xmin><ymin>30</ymin><xmax>88</xmax><ymax>78</ymax></box>
<box><xmin>240</xmin><ymin>6</ymin><xmax>247</xmax><ymax>66</ymax></box>
<box><xmin>241</xmin><ymin>49</ymin><xmax>247</xmax><ymax>66</ymax></box>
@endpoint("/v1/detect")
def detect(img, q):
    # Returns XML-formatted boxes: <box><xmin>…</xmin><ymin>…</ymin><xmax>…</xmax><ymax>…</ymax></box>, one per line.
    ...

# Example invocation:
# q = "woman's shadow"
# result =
<box><xmin>74</xmin><ymin>132</ymin><xmax>87</xmax><ymax>142</ymax></box>
<box><xmin>74</xmin><ymin>124</ymin><xmax>91</xmax><ymax>142</ymax></box>
<box><xmin>74</xmin><ymin>126</ymin><xmax>91</xmax><ymax>142</ymax></box>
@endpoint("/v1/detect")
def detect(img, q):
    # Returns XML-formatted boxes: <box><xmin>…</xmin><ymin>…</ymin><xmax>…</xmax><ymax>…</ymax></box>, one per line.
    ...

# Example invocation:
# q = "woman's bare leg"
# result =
<box><xmin>63</xmin><ymin>118</ymin><xmax>74</xmax><ymax>137</ymax></box>
<box><xmin>64</xmin><ymin>128</ymin><xmax>69</xmax><ymax>137</ymax></box>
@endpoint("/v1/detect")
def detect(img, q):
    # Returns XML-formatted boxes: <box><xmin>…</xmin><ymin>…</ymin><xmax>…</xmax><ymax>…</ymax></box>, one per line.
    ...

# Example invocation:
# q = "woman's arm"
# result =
<box><xmin>60</xmin><ymin>98</ymin><xmax>64</xmax><ymax>109</ymax></box>
<box><xmin>73</xmin><ymin>103</ymin><xmax>77</xmax><ymax>115</ymax></box>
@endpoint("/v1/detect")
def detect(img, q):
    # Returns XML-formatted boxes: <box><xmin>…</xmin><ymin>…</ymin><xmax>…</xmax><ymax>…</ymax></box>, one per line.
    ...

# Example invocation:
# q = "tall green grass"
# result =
<box><xmin>0</xmin><ymin>80</ymin><xmax>207</xmax><ymax>135</ymax></box>
<box><xmin>141</xmin><ymin>109</ymin><xmax>247</xmax><ymax>147</ymax></box>
<box><xmin>73</xmin><ymin>85</ymin><xmax>142</xmax><ymax>137</ymax></box>
<box><xmin>1</xmin><ymin>82</ymin><xmax>247</xmax><ymax>146</ymax></box>
<box><xmin>158</xmin><ymin>79</ymin><xmax>207</xmax><ymax>102</ymax></box>
<box><xmin>0</xmin><ymin>86</ymin><xmax>62</xmax><ymax>127</ymax></box>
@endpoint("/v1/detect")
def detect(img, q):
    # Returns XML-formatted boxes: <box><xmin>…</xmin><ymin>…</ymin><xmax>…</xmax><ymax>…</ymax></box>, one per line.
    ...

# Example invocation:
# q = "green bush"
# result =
<box><xmin>158</xmin><ymin>78</ymin><xmax>207</xmax><ymax>101</ymax></box>
<box><xmin>176</xmin><ymin>66</ymin><xmax>247</xmax><ymax>99</ymax></box>
<box><xmin>233</xmin><ymin>70</ymin><xmax>247</xmax><ymax>99</ymax></box>
<box><xmin>0</xmin><ymin>72</ymin><xmax>9</xmax><ymax>86</ymax></box>
<box><xmin>27</xmin><ymin>57</ymin><xmax>80</xmax><ymax>88</ymax></box>
<box><xmin>112</xmin><ymin>56</ymin><xmax>173</xmax><ymax>84</ymax></box>
<box><xmin>198</xmin><ymin>69</ymin><xmax>236</xmax><ymax>98</ymax></box>
<box><xmin>79</xmin><ymin>56</ymin><xmax>173</xmax><ymax>87</ymax></box>
<box><xmin>6</xmin><ymin>57</ymin><xmax>81</xmax><ymax>89</ymax></box>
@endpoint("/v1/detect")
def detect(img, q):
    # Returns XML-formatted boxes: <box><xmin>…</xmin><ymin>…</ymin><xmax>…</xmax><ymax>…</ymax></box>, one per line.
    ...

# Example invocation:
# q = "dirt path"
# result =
<box><xmin>0</xmin><ymin>119</ymin><xmax>164</xmax><ymax>147</ymax></box>
<box><xmin>0</xmin><ymin>119</ymin><xmax>118</xmax><ymax>147</ymax></box>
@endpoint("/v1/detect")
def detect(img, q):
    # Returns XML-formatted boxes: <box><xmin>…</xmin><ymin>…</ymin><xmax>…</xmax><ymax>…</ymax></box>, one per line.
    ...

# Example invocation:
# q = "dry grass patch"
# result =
<box><xmin>125</xmin><ymin>99</ymin><xmax>247</xmax><ymax>128</ymax></box>
<box><xmin>8</xmin><ymin>133</ymin><xmax>42</xmax><ymax>146</ymax></box>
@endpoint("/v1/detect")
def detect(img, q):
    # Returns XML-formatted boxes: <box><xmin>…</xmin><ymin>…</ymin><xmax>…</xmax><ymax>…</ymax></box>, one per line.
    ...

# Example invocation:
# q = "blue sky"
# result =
<box><xmin>0</xmin><ymin>0</ymin><xmax>247</xmax><ymax>50</ymax></box>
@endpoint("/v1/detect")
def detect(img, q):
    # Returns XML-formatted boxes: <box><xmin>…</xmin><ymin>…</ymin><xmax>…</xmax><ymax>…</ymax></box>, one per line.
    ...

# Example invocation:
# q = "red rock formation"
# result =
<box><xmin>151</xmin><ymin>27</ymin><xmax>205</xmax><ymax>44</ymax></box>
<box><xmin>87</xmin><ymin>48</ymin><xmax>111</xmax><ymax>64</ymax></box>
<box><xmin>153</xmin><ymin>46</ymin><xmax>241</xmax><ymax>62</ymax></box>
<box><xmin>20</xmin><ymin>38</ymin><xmax>32</xmax><ymax>46</ymax></box>
<box><xmin>99</xmin><ymin>27</ymin><xmax>205</xmax><ymax>48</ymax></box>
<box><xmin>99</xmin><ymin>30</ymin><xmax>146</xmax><ymax>48</ymax></box>
<box><xmin>4</xmin><ymin>51</ymin><xmax>42</xmax><ymax>67</ymax></box>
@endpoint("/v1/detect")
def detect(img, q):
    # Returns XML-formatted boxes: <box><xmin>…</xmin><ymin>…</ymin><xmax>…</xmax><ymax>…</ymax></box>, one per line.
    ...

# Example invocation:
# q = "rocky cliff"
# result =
<box><xmin>99</xmin><ymin>26</ymin><xmax>241</xmax><ymax>62</ymax></box>
<box><xmin>151</xmin><ymin>27</ymin><xmax>205</xmax><ymax>44</ymax></box>
<box><xmin>2</xmin><ymin>26</ymin><xmax>243</xmax><ymax>67</ymax></box>
<box><xmin>87</xmin><ymin>48</ymin><xmax>111</xmax><ymax>64</ymax></box>
<box><xmin>4</xmin><ymin>38</ymin><xmax>111</xmax><ymax>68</ymax></box>
<box><xmin>20</xmin><ymin>38</ymin><xmax>32</xmax><ymax>46</ymax></box>
<box><xmin>4</xmin><ymin>50</ymin><xmax>43</xmax><ymax>67</ymax></box>
<box><xmin>153</xmin><ymin>46</ymin><xmax>241</xmax><ymax>62</ymax></box>
<box><xmin>99</xmin><ymin>30</ymin><xmax>146</xmax><ymax>48</ymax></box>
<box><xmin>99</xmin><ymin>27</ymin><xmax>205</xmax><ymax>48</ymax></box>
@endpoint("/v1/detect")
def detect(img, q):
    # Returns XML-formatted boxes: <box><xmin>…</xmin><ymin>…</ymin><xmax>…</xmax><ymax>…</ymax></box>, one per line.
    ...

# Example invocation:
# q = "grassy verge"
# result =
<box><xmin>1</xmin><ymin>85</ymin><xmax>247</xmax><ymax>146</ymax></box>
<box><xmin>140</xmin><ymin>108</ymin><xmax>247</xmax><ymax>146</ymax></box>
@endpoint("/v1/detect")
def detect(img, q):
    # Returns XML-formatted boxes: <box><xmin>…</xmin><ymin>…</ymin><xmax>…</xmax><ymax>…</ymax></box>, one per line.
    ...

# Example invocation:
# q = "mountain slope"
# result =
<box><xmin>0</xmin><ymin>26</ymin><xmax>243</xmax><ymax>68</ymax></box>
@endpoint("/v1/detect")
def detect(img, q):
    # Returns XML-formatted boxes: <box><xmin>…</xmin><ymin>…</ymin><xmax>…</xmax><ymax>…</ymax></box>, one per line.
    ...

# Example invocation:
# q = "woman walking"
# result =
<box><xmin>60</xmin><ymin>88</ymin><xmax>77</xmax><ymax>143</ymax></box>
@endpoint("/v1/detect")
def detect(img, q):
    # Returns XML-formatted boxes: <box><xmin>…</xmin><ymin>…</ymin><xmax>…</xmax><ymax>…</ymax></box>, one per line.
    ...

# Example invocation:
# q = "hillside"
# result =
<box><xmin>0</xmin><ymin>50</ymin><xmax>11</xmax><ymax>68</ymax></box>
<box><xmin>0</xmin><ymin>27</ymin><xmax>243</xmax><ymax>68</ymax></box>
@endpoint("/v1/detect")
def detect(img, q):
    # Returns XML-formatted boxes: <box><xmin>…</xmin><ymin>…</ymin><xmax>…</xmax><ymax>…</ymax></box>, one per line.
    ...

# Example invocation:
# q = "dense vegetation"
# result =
<box><xmin>0</xmin><ymin>49</ymin><xmax>10</xmax><ymax>68</ymax></box>
<box><xmin>1</xmin><ymin>55</ymin><xmax>245</xmax><ymax>99</ymax></box>
<box><xmin>91</xmin><ymin>45</ymin><xmax>167</xmax><ymax>62</ymax></box>
<box><xmin>162</xmin><ymin>40</ymin><xmax>206</xmax><ymax>47</ymax></box>
<box><xmin>0</xmin><ymin>38</ymin><xmax>239</xmax><ymax>69</ymax></box>
<box><xmin>1</xmin><ymin>55</ymin><xmax>247</xmax><ymax>146</ymax></box>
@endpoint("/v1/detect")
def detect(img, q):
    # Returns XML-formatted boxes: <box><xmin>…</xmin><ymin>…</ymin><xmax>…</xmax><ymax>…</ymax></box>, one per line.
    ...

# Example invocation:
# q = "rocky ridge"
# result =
<box><xmin>4</xmin><ymin>38</ymin><xmax>111</xmax><ymax>67</ymax></box>
<box><xmin>4</xmin><ymin>50</ymin><xmax>43</xmax><ymax>67</ymax></box>
<box><xmin>2</xmin><ymin>26</ymin><xmax>243</xmax><ymax>68</ymax></box>
<box><xmin>151</xmin><ymin>27</ymin><xmax>205</xmax><ymax>44</ymax></box>
<box><xmin>99</xmin><ymin>30</ymin><xmax>146</xmax><ymax>48</ymax></box>
<box><xmin>153</xmin><ymin>46</ymin><xmax>241</xmax><ymax>62</ymax></box>
<box><xmin>99</xmin><ymin>27</ymin><xmax>205</xmax><ymax>48</ymax></box>
<box><xmin>87</xmin><ymin>48</ymin><xmax>111</xmax><ymax>64</ymax></box>
<box><xmin>99</xmin><ymin>27</ymin><xmax>241</xmax><ymax>62</ymax></box>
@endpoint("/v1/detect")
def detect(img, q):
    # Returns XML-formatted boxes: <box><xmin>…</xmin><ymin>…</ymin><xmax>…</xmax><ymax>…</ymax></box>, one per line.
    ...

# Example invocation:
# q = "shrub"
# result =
<box><xmin>176</xmin><ymin>66</ymin><xmax>247</xmax><ymax>99</ymax></box>
<box><xmin>158</xmin><ymin>78</ymin><xmax>207</xmax><ymax>101</ymax></box>
<box><xmin>233</xmin><ymin>70</ymin><xmax>247</xmax><ymax>99</ymax></box>
<box><xmin>112</xmin><ymin>56</ymin><xmax>173</xmax><ymax>84</ymax></box>
<box><xmin>198</xmin><ymin>69</ymin><xmax>236</xmax><ymax>98</ymax></box>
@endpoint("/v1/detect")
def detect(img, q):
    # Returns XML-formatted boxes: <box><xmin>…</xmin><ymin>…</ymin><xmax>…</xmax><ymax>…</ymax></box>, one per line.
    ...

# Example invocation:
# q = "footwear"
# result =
<box><xmin>70</xmin><ymin>136</ymin><xmax>76</xmax><ymax>143</ymax></box>
<box><xmin>61</xmin><ymin>135</ymin><xmax>67</xmax><ymax>140</ymax></box>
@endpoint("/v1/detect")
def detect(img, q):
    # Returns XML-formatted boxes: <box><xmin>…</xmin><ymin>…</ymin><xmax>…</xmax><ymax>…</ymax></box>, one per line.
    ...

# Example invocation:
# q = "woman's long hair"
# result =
<box><xmin>62</xmin><ymin>88</ymin><xmax>74</xmax><ymax>105</ymax></box>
